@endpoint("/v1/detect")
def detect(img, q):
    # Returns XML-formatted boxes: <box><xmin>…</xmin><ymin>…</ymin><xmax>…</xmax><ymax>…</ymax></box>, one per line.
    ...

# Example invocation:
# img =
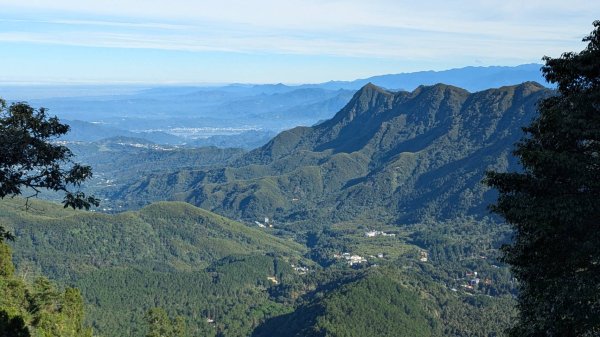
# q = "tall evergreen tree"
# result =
<box><xmin>486</xmin><ymin>21</ymin><xmax>600</xmax><ymax>337</ymax></box>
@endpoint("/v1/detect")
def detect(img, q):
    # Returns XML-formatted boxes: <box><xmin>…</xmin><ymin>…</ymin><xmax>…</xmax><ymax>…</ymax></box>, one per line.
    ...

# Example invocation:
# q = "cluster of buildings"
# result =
<box><xmin>334</xmin><ymin>252</ymin><xmax>368</xmax><ymax>266</ymax></box>
<box><xmin>461</xmin><ymin>271</ymin><xmax>493</xmax><ymax>290</ymax></box>
<box><xmin>364</xmin><ymin>230</ymin><xmax>396</xmax><ymax>238</ymax></box>
<box><xmin>290</xmin><ymin>264</ymin><xmax>310</xmax><ymax>275</ymax></box>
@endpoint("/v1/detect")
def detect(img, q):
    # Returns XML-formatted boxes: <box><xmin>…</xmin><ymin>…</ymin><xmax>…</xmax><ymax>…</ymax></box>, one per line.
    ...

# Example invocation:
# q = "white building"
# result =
<box><xmin>365</xmin><ymin>230</ymin><xmax>396</xmax><ymax>237</ymax></box>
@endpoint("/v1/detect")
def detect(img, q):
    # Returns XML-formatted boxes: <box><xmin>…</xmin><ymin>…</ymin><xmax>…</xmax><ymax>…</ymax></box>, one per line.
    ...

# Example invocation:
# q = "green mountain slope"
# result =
<box><xmin>2</xmin><ymin>199</ymin><xmax>303</xmax><ymax>275</ymax></box>
<box><xmin>1</xmin><ymin>198</ymin><xmax>519</xmax><ymax>336</ymax></box>
<box><xmin>1</xmin><ymin>198</ymin><xmax>308</xmax><ymax>337</ymax></box>
<box><xmin>252</xmin><ymin>264</ymin><xmax>516</xmax><ymax>337</ymax></box>
<box><xmin>35</xmin><ymin>138</ymin><xmax>245</xmax><ymax>210</ymax></box>
<box><xmin>252</xmin><ymin>268</ymin><xmax>439</xmax><ymax>337</ymax></box>
<box><xmin>111</xmin><ymin>82</ymin><xmax>549</xmax><ymax>226</ymax></box>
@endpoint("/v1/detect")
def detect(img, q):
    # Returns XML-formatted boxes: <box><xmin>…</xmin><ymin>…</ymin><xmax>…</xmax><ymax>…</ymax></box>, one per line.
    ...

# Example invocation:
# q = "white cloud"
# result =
<box><xmin>0</xmin><ymin>25</ymin><xmax>568</xmax><ymax>62</ymax></box>
<box><xmin>0</xmin><ymin>0</ymin><xmax>598</xmax><ymax>82</ymax></box>
<box><xmin>1</xmin><ymin>0</ymin><xmax>596</xmax><ymax>28</ymax></box>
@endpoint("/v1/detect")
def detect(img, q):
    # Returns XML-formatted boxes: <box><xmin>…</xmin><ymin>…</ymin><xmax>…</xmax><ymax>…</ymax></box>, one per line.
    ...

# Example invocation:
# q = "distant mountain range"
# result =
<box><xmin>25</xmin><ymin>87</ymin><xmax>356</xmax><ymax>147</ymax></box>
<box><xmin>109</xmin><ymin>81</ymin><xmax>549</xmax><ymax>226</ymax></box>
<box><xmin>304</xmin><ymin>63</ymin><xmax>546</xmax><ymax>92</ymax></box>
<box><xmin>1</xmin><ymin>64</ymin><xmax>547</xmax><ymax>149</ymax></box>
<box><xmin>0</xmin><ymin>63</ymin><xmax>546</xmax><ymax>99</ymax></box>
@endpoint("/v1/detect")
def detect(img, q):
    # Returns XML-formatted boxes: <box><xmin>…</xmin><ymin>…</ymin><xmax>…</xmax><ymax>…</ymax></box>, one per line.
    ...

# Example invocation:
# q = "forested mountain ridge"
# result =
<box><xmin>1</xmin><ymin>198</ymin><xmax>309</xmax><ymax>336</ymax></box>
<box><xmin>112</xmin><ymin>82</ymin><xmax>550</xmax><ymax>225</ymax></box>
<box><xmin>1</xmin><ymin>199</ymin><xmax>304</xmax><ymax>276</ymax></box>
<box><xmin>251</xmin><ymin>268</ymin><xmax>440</xmax><ymax>337</ymax></box>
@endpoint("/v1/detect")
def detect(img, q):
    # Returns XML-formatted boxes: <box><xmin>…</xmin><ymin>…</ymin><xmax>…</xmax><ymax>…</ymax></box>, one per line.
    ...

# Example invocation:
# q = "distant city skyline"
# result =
<box><xmin>0</xmin><ymin>0</ymin><xmax>598</xmax><ymax>84</ymax></box>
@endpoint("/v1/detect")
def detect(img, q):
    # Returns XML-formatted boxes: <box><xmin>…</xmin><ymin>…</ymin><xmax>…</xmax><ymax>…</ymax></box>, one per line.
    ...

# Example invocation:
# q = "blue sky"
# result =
<box><xmin>0</xmin><ymin>0</ymin><xmax>598</xmax><ymax>84</ymax></box>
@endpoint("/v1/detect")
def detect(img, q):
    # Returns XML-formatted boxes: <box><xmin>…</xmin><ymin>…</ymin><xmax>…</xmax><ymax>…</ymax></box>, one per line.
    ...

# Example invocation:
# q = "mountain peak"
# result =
<box><xmin>325</xmin><ymin>83</ymin><xmax>394</xmax><ymax>126</ymax></box>
<box><xmin>516</xmin><ymin>81</ymin><xmax>545</xmax><ymax>91</ymax></box>
<box><xmin>357</xmin><ymin>82</ymin><xmax>391</xmax><ymax>95</ymax></box>
<box><xmin>410</xmin><ymin>83</ymin><xmax>470</xmax><ymax>96</ymax></box>
<box><xmin>350</xmin><ymin>82</ymin><xmax>394</xmax><ymax>108</ymax></box>
<box><xmin>487</xmin><ymin>81</ymin><xmax>547</xmax><ymax>100</ymax></box>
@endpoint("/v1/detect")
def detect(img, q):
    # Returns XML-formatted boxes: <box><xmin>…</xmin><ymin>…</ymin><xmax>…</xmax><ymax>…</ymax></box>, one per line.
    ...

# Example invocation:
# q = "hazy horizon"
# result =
<box><xmin>1</xmin><ymin>0</ymin><xmax>598</xmax><ymax>84</ymax></box>
<box><xmin>0</xmin><ymin>62</ymin><xmax>542</xmax><ymax>86</ymax></box>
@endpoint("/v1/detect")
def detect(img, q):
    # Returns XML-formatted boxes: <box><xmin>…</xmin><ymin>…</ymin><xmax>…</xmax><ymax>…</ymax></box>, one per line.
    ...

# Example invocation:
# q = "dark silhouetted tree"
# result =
<box><xmin>0</xmin><ymin>99</ymin><xmax>99</xmax><ymax>241</ymax></box>
<box><xmin>486</xmin><ymin>21</ymin><xmax>600</xmax><ymax>337</ymax></box>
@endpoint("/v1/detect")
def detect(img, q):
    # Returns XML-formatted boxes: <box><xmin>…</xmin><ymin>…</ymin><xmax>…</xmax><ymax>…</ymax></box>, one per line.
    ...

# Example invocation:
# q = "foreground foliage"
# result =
<box><xmin>0</xmin><ymin>243</ymin><xmax>92</xmax><ymax>337</ymax></box>
<box><xmin>0</xmin><ymin>99</ymin><xmax>98</xmax><ymax>240</ymax></box>
<box><xmin>486</xmin><ymin>21</ymin><xmax>600</xmax><ymax>337</ymax></box>
<box><xmin>0</xmin><ymin>99</ymin><xmax>101</xmax><ymax>336</ymax></box>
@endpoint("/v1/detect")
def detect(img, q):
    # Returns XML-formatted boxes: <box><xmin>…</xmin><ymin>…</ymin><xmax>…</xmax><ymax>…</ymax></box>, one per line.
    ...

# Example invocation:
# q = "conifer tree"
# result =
<box><xmin>486</xmin><ymin>21</ymin><xmax>600</xmax><ymax>337</ymax></box>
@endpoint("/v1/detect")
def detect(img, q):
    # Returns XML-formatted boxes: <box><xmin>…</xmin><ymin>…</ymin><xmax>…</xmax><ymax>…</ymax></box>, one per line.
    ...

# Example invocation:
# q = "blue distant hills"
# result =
<box><xmin>305</xmin><ymin>63</ymin><xmax>546</xmax><ymax>92</ymax></box>
<box><xmin>0</xmin><ymin>64</ymin><xmax>548</xmax><ymax>148</ymax></box>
